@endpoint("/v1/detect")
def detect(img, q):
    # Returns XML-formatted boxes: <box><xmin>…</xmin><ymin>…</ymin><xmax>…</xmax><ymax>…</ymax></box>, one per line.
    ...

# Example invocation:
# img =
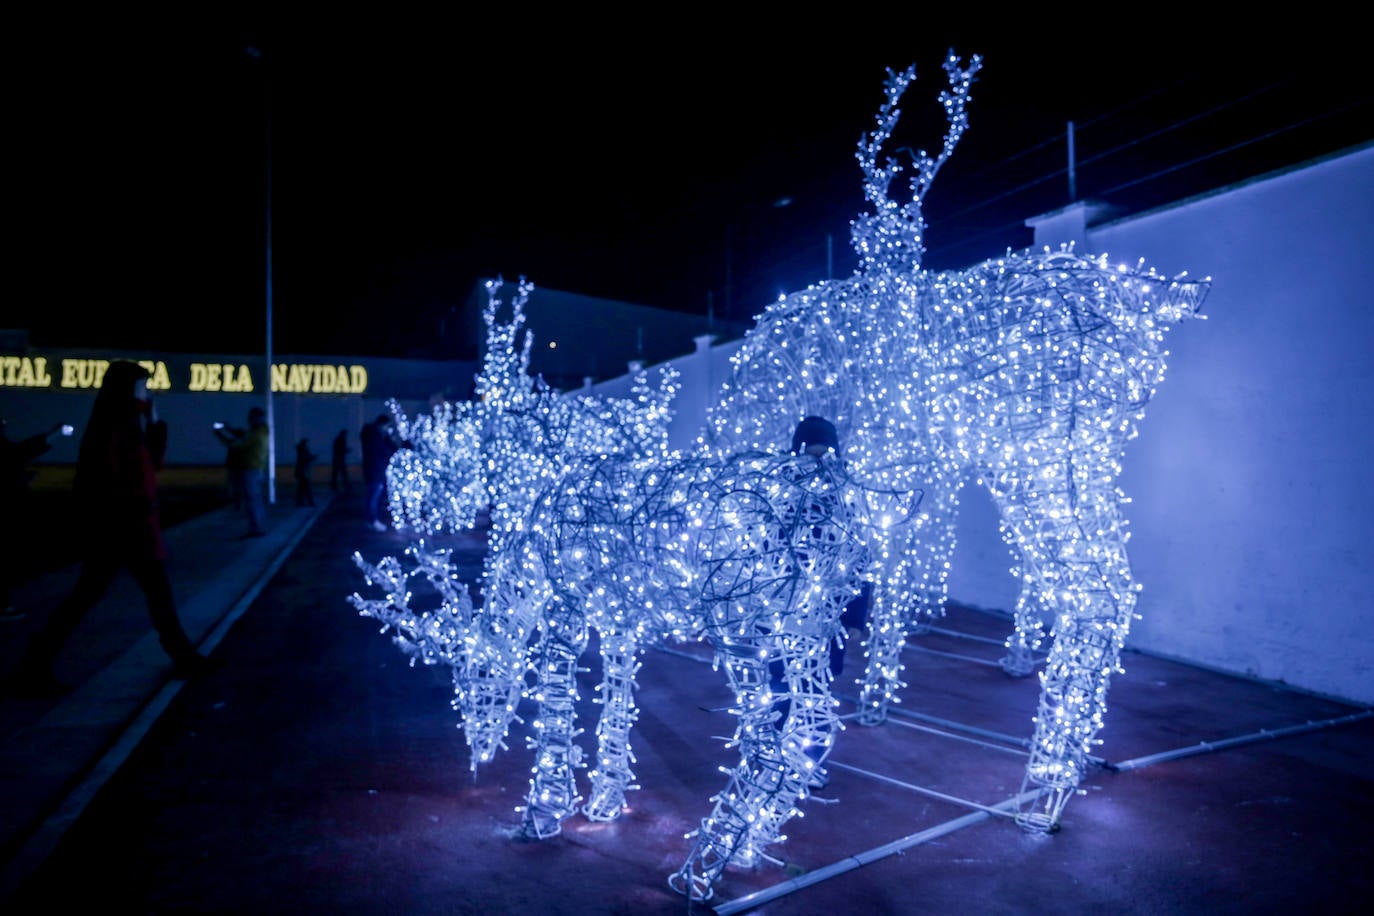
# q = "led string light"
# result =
<box><xmin>506</xmin><ymin>447</ymin><xmax>893</xmax><ymax>901</ymax></box>
<box><xmin>351</xmin><ymin>50</ymin><xmax>1208</xmax><ymax>899</ymax></box>
<box><xmin>351</xmin><ymin>276</ymin><xmax>681</xmax><ymax>768</ymax></box>
<box><xmin>705</xmin><ymin>52</ymin><xmax>1209</xmax><ymax>833</ymax></box>
<box><xmin>358</xmin><ymin>413</ymin><xmax>916</xmax><ymax>902</ymax></box>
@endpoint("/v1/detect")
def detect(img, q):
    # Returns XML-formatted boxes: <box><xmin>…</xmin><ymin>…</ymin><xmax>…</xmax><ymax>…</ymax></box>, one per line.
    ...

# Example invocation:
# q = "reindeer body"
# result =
<box><xmin>493</xmin><ymin>448</ymin><xmax>876</xmax><ymax>900</ymax></box>
<box><xmin>356</xmin><ymin>441</ymin><xmax>908</xmax><ymax>903</ymax></box>
<box><xmin>709</xmin><ymin>248</ymin><xmax>1206</xmax><ymax>827</ymax></box>
<box><xmin>706</xmin><ymin>56</ymin><xmax>1208</xmax><ymax>831</ymax></box>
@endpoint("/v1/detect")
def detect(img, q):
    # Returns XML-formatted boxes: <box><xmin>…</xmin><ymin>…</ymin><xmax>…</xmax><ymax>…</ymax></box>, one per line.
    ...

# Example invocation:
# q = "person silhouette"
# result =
<box><xmin>4</xmin><ymin>361</ymin><xmax>219</xmax><ymax>696</ymax></box>
<box><xmin>360</xmin><ymin>414</ymin><xmax>399</xmax><ymax>532</ymax></box>
<box><xmin>295</xmin><ymin>438</ymin><xmax>317</xmax><ymax>507</ymax></box>
<box><xmin>216</xmin><ymin>406</ymin><xmax>269</xmax><ymax>537</ymax></box>
<box><xmin>765</xmin><ymin>415</ymin><xmax>871</xmax><ymax>790</ymax></box>
<box><xmin>331</xmin><ymin>429</ymin><xmax>351</xmax><ymax>492</ymax></box>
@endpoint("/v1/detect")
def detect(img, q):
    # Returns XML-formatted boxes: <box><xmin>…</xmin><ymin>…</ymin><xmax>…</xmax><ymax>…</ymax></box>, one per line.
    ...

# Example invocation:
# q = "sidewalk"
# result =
<box><xmin>0</xmin><ymin>490</ymin><xmax>330</xmax><ymax>896</ymax></box>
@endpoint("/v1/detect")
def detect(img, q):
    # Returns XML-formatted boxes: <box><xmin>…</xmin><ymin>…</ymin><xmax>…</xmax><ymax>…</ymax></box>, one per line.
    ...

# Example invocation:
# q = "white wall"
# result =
<box><xmin>584</xmin><ymin>334</ymin><xmax>746</xmax><ymax>454</ymax></box>
<box><xmin>587</xmin><ymin>143</ymin><xmax>1374</xmax><ymax>707</ymax></box>
<box><xmin>1099</xmin><ymin>145</ymin><xmax>1373</xmax><ymax>705</ymax></box>
<box><xmin>940</xmin><ymin>144</ymin><xmax>1374</xmax><ymax>706</ymax></box>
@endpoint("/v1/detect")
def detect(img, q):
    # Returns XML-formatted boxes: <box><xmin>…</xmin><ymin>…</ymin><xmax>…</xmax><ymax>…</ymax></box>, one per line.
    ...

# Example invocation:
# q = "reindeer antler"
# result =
<box><xmin>474</xmin><ymin>275</ymin><xmax>537</xmax><ymax>405</ymax></box>
<box><xmin>911</xmin><ymin>52</ymin><xmax>982</xmax><ymax>205</ymax></box>
<box><xmin>856</xmin><ymin>64</ymin><xmax>917</xmax><ymax>218</ymax></box>
<box><xmin>850</xmin><ymin>50</ymin><xmax>982</xmax><ymax>274</ymax></box>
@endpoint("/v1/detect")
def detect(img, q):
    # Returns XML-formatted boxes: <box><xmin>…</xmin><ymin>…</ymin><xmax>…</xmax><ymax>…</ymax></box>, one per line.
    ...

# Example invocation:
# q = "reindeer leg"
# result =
<box><xmin>859</xmin><ymin>479</ymin><xmax>960</xmax><ymax>724</ymax></box>
<box><xmin>671</xmin><ymin>630</ymin><xmax>839</xmax><ymax>900</ymax></box>
<box><xmin>1000</xmin><ymin>471</ymin><xmax>1135</xmax><ymax>832</ymax></box>
<box><xmin>582</xmin><ymin>626</ymin><xmax>641</xmax><ymax>822</ymax></box>
<box><xmin>985</xmin><ymin>476</ymin><xmax>1052</xmax><ymax>678</ymax></box>
<box><xmin>671</xmin><ymin>641</ymin><xmax>788</xmax><ymax>901</ymax></box>
<box><xmin>517</xmin><ymin>611</ymin><xmax>589</xmax><ymax>840</ymax></box>
<box><xmin>775</xmin><ymin>634</ymin><xmax>840</xmax><ymax>795</ymax></box>
<box><xmin>856</xmin><ymin>528</ymin><xmax>909</xmax><ymax>726</ymax></box>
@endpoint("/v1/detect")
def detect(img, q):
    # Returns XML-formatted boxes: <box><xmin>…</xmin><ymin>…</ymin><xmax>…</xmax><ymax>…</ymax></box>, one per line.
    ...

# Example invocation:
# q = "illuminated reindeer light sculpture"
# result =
<box><xmin>469</xmin><ymin>442</ymin><xmax>911</xmax><ymax>902</ymax></box>
<box><xmin>359</xmin><ymin>409</ymin><xmax>917</xmax><ymax>903</ymax></box>
<box><xmin>705</xmin><ymin>53</ymin><xmax>1209</xmax><ymax>833</ymax></box>
<box><xmin>355</xmin><ymin>283</ymin><xmax>921</xmax><ymax>901</ymax></box>
<box><xmin>352</xmin><ymin>51</ymin><xmax>1205</xmax><ymax>901</ymax></box>
<box><xmin>352</xmin><ymin>275</ymin><xmax>680</xmax><ymax>758</ymax></box>
<box><xmin>384</xmin><ymin>276</ymin><xmax>679</xmax><ymax>546</ymax></box>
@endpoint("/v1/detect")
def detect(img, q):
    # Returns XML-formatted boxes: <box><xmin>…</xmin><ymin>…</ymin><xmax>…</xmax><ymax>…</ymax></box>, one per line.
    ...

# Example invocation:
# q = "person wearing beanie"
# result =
<box><xmin>790</xmin><ymin>415</ymin><xmax>840</xmax><ymax>457</ymax></box>
<box><xmin>771</xmin><ymin>414</ymin><xmax>872</xmax><ymax>789</ymax></box>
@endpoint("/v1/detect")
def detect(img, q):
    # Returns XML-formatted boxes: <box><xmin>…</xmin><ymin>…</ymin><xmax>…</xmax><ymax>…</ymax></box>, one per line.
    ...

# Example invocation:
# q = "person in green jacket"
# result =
<box><xmin>216</xmin><ymin>406</ymin><xmax>270</xmax><ymax>537</ymax></box>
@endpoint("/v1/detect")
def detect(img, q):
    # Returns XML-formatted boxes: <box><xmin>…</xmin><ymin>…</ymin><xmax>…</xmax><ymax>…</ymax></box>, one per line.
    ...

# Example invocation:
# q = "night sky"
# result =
<box><xmin>13</xmin><ymin>12</ymin><xmax>1370</xmax><ymax>360</ymax></box>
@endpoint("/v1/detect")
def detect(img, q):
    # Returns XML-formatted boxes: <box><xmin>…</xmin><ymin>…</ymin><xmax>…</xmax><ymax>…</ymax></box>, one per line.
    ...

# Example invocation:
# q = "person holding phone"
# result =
<box><xmin>4</xmin><ymin>361</ymin><xmax>218</xmax><ymax>695</ymax></box>
<box><xmin>215</xmin><ymin>406</ymin><xmax>270</xmax><ymax>537</ymax></box>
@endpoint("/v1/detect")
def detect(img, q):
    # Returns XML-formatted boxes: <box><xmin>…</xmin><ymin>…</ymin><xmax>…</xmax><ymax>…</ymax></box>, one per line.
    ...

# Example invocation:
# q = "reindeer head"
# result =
<box><xmin>386</xmin><ymin>400</ymin><xmax>488</xmax><ymax>535</ymax></box>
<box><xmin>450</xmin><ymin>533</ymin><xmax>552</xmax><ymax>769</ymax></box>
<box><xmin>850</xmin><ymin>51</ymin><xmax>982</xmax><ymax>277</ymax></box>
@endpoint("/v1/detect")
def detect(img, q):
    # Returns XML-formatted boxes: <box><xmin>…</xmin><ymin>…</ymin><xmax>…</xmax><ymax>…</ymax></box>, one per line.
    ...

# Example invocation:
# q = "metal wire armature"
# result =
<box><xmin>704</xmin><ymin>54</ymin><xmax>1209</xmax><ymax>834</ymax></box>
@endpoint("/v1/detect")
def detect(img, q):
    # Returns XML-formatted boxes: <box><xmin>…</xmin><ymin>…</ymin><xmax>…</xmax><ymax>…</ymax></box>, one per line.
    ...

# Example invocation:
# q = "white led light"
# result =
<box><xmin>352</xmin><ymin>51</ymin><xmax>1207</xmax><ymax>902</ymax></box>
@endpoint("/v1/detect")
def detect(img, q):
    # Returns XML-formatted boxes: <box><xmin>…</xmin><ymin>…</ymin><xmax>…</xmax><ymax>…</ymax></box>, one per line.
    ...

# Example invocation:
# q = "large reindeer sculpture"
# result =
<box><xmin>358</xmin><ymin>429</ymin><xmax>918</xmax><ymax>902</ymax></box>
<box><xmin>704</xmin><ymin>53</ymin><xmax>1209</xmax><ymax>833</ymax></box>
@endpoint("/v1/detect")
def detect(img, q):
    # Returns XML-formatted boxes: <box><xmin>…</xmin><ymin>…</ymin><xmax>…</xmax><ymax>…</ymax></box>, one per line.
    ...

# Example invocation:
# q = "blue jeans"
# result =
<box><xmin>366</xmin><ymin>479</ymin><xmax>387</xmax><ymax>525</ymax></box>
<box><xmin>241</xmin><ymin>469</ymin><xmax>267</xmax><ymax>534</ymax></box>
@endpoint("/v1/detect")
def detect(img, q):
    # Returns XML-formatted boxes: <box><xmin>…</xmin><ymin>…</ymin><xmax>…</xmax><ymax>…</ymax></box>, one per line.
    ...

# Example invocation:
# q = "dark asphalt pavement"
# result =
<box><xmin>2</xmin><ymin>480</ymin><xmax>1372</xmax><ymax>914</ymax></box>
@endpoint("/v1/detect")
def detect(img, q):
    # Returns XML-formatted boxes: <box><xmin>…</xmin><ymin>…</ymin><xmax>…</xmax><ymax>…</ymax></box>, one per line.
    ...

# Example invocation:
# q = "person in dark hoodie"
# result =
<box><xmin>294</xmin><ymin>437</ymin><xmax>317</xmax><ymax>508</ymax></box>
<box><xmin>4</xmin><ymin>361</ymin><xmax>218</xmax><ymax>697</ymax></box>
<box><xmin>330</xmin><ymin>429</ymin><xmax>351</xmax><ymax>492</ymax></box>
<box><xmin>765</xmin><ymin>415</ymin><xmax>873</xmax><ymax>790</ymax></box>
<box><xmin>360</xmin><ymin>412</ymin><xmax>399</xmax><ymax>532</ymax></box>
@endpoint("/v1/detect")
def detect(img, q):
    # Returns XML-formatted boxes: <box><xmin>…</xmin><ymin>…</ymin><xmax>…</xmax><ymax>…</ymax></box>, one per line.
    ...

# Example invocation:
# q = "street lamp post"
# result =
<box><xmin>247</xmin><ymin>45</ymin><xmax>276</xmax><ymax>504</ymax></box>
<box><xmin>723</xmin><ymin>195</ymin><xmax>792</xmax><ymax>325</ymax></box>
